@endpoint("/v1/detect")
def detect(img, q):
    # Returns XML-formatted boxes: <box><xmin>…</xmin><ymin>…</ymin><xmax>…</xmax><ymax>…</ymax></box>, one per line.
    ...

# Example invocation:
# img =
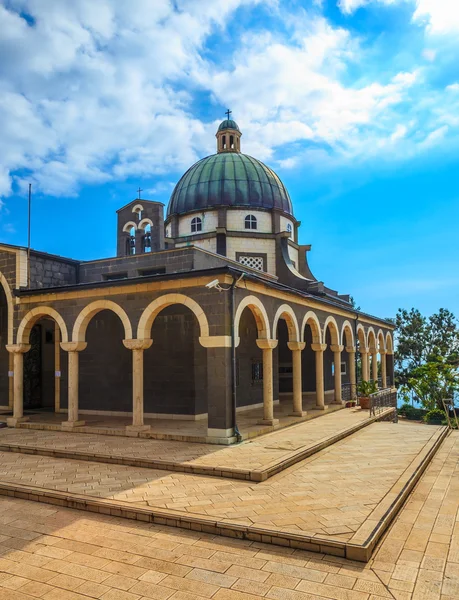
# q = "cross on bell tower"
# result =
<box><xmin>216</xmin><ymin>110</ymin><xmax>242</xmax><ymax>153</ymax></box>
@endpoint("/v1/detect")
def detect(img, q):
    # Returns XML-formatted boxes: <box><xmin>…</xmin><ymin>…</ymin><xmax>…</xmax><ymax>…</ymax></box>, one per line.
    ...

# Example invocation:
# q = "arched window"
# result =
<box><xmin>230</xmin><ymin>135</ymin><xmax>234</xmax><ymax>149</ymax></box>
<box><xmin>143</xmin><ymin>224</ymin><xmax>152</xmax><ymax>253</ymax></box>
<box><xmin>222</xmin><ymin>136</ymin><xmax>226</xmax><ymax>150</ymax></box>
<box><xmin>245</xmin><ymin>214</ymin><xmax>257</xmax><ymax>230</ymax></box>
<box><xmin>191</xmin><ymin>217</ymin><xmax>202</xmax><ymax>233</ymax></box>
<box><xmin>126</xmin><ymin>226</ymin><xmax>136</xmax><ymax>256</ymax></box>
<box><xmin>287</xmin><ymin>223</ymin><xmax>292</xmax><ymax>234</ymax></box>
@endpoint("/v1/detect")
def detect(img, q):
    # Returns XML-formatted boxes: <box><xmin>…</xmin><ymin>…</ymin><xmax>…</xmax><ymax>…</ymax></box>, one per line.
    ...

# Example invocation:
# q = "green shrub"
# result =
<box><xmin>398</xmin><ymin>403</ymin><xmax>425</xmax><ymax>420</ymax></box>
<box><xmin>423</xmin><ymin>408</ymin><xmax>446</xmax><ymax>424</ymax></box>
<box><xmin>357</xmin><ymin>380</ymin><xmax>378</xmax><ymax>396</ymax></box>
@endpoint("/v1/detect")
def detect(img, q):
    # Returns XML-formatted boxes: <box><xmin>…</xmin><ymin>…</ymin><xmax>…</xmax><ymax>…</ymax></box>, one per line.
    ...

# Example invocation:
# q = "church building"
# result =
<box><xmin>0</xmin><ymin>116</ymin><xmax>395</xmax><ymax>444</ymax></box>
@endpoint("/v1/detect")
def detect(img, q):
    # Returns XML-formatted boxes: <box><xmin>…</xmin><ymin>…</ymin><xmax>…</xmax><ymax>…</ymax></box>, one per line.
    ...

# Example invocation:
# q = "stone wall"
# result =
<box><xmin>29</xmin><ymin>255</ymin><xmax>77</xmax><ymax>289</ymax></box>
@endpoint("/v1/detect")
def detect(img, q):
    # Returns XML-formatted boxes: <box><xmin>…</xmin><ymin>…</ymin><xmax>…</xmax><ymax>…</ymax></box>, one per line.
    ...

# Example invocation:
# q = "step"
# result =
<box><xmin>0</xmin><ymin>421</ymin><xmax>448</xmax><ymax>562</ymax></box>
<box><xmin>0</xmin><ymin>408</ymin><xmax>395</xmax><ymax>482</ymax></box>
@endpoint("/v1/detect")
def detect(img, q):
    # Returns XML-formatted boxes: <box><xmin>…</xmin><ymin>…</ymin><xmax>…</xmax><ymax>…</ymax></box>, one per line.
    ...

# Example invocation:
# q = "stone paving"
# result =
<box><xmin>0</xmin><ymin>407</ymin><xmax>377</xmax><ymax>476</ymax></box>
<box><xmin>0</xmin><ymin>430</ymin><xmax>454</xmax><ymax>599</ymax></box>
<box><xmin>0</xmin><ymin>422</ymin><xmax>442</xmax><ymax>543</ymax></box>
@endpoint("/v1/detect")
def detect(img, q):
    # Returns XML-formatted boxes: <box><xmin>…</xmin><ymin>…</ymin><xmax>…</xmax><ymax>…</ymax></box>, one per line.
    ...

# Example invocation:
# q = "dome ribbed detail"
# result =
<box><xmin>218</xmin><ymin>119</ymin><xmax>240</xmax><ymax>132</ymax></box>
<box><xmin>167</xmin><ymin>153</ymin><xmax>293</xmax><ymax>217</ymax></box>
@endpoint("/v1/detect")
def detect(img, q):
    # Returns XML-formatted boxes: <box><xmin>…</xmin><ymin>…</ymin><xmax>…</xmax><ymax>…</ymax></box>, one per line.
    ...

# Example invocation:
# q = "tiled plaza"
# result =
<box><xmin>0</xmin><ymin>422</ymin><xmax>444</xmax><ymax>550</ymax></box>
<box><xmin>0</xmin><ymin>430</ymin><xmax>455</xmax><ymax>600</ymax></box>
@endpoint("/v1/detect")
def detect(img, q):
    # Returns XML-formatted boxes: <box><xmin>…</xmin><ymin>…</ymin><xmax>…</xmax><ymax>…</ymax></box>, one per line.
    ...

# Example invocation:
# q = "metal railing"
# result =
<box><xmin>441</xmin><ymin>398</ymin><xmax>459</xmax><ymax>430</ymax></box>
<box><xmin>369</xmin><ymin>387</ymin><xmax>398</xmax><ymax>422</ymax></box>
<box><xmin>342</xmin><ymin>383</ymin><xmax>357</xmax><ymax>402</ymax></box>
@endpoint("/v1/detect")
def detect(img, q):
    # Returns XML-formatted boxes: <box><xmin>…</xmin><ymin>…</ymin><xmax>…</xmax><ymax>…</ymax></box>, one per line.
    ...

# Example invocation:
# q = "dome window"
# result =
<box><xmin>287</xmin><ymin>223</ymin><xmax>292</xmax><ymax>234</ymax></box>
<box><xmin>191</xmin><ymin>216</ymin><xmax>202</xmax><ymax>233</ymax></box>
<box><xmin>245</xmin><ymin>214</ymin><xmax>257</xmax><ymax>230</ymax></box>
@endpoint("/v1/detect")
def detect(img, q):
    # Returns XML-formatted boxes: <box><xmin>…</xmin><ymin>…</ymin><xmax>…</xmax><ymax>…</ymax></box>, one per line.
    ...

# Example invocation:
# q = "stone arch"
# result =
<box><xmin>341</xmin><ymin>320</ymin><xmax>355</xmax><ymax>348</ymax></box>
<box><xmin>323</xmin><ymin>316</ymin><xmax>340</xmax><ymax>346</ymax></box>
<box><xmin>17</xmin><ymin>306</ymin><xmax>69</xmax><ymax>345</ymax></box>
<box><xmin>0</xmin><ymin>272</ymin><xmax>14</xmax><ymax>345</ymax></box>
<box><xmin>132</xmin><ymin>203</ymin><xmax>144</xmax><ymax>215</ymax></box>
<box><xmin>272</xmin><ymin>304</ymin><xmax>300</xmax><ymax>342</ymax></box>
<box><xmin>234</xmin><ymin>295</ymin><xmax>270</xmax><ymax>343</ymax></box>
<box><xmin>137</xmin><ymin>293</ymin><xmax>209</xmax><ymax>341</ymax></box>
<box><xmin>138</xmin><ymin>218</ymin><xmax>153</xmax><ymax>231</ymax></box>
<box><xmin>356</xmin><ymin>323</ymin><xmax>367</xmax><ymax>349</ymax></box>
<box><xmin>386</xmin><ymin>332</ymin><xmax>394</xmax><ymax>354</ymax></box>
<box><xmin>122</xmin><ymin>221</ymin><xmax>137</xmax><ymax>233</ymax></box>
<box><xmin>73</xmin><ymin>300</ymin><xmax>133</xmax><ymax>342</ymax></box>
<box><xmin>377</xmin><ymin>329</ymin><xmax>386</xmax><ymax>353</ymax></box>
<box><xmin>301</xmin><ymin>311</ymin><xmax>322</xmax><ymax>344</ymax></box>
<box><xmin>367</xmin><ymin>327</ymin><xmax>377</xmax><ymax>351</ymax></box>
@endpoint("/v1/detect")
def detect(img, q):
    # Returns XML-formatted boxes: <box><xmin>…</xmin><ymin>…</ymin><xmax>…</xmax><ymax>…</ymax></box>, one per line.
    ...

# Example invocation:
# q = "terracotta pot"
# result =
<box><xmin>359</xmin><ymin>396</ymin><xmax>371</xmax><ymax>410</ymax></box>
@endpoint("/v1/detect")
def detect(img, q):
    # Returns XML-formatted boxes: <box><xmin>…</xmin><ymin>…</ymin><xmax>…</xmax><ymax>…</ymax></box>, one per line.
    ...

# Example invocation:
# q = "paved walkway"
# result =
<box><xmin>0</xmin><ymin>423</ymin><xmax>442</xmax><ymax>543</ymax></box>
<box><xmin>0</xmin><ymin>408</ymin><xmax>376</xmax><ymax>477</ymax></box>
<box><xmin>0</xmin><ymin>430</ymin><xmax>455</xmax><ymax>600</ymax></box>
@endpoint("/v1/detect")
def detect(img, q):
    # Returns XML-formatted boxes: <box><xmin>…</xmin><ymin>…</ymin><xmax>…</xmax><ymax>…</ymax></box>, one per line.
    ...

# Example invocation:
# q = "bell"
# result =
<box><xmin>144</xmin><ymin>233</ymin><xmax>151</xmax><ymax>249</ymax></box>
<box><xmin>129</xmin><ymin>236</ymin><xmax>135</xmax><ymax>248</ymax></box>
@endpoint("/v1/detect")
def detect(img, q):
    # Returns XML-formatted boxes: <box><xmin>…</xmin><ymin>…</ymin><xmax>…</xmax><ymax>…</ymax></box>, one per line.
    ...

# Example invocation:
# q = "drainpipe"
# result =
<box><xmin>230</xmin><ymin>274</ymin><xmax>243</xmax><ymax>442</ymax></box>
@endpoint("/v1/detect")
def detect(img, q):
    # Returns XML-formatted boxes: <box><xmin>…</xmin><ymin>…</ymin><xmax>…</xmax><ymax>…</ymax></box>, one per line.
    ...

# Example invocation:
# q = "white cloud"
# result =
<box><xmin>338</xmin><ymin>0</ymin><xmax>401</xmax><ymax>15</ymax></box>
<box><xmin>446</xmin><ymin>83</ymin><xmax>459</xmax><ymax>92</ymax></box>
<box><xmin>413</xmin><ymin>1</ymin><xmax>459</xmax><ymax>34</ymax></box>
<box><xmin>0</xmin><ymin>0</ymin><xmax>260</xmax><ymax>198</ymax></box>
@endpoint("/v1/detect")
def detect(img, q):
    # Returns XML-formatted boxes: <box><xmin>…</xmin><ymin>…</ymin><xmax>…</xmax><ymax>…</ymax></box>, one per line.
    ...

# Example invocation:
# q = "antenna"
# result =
<box><xmin>27</xmin><ymin>183</ymin><xmax>31</xmax><ymax>288</ymax></box>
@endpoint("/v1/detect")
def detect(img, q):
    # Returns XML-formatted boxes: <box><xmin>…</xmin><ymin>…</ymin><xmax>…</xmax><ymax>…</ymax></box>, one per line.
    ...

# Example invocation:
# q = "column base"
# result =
<box><xmin>61</xmin><ymin>420</ymin><xmax>85</xmax><ymax>430</ymax></box>
<box><xmin>125</xmin><ymin>424</ymin><xmax>151</xmax><ymax>436</ymax></box>
<box><xmin>290</xmin><ymin>411</ymin><xmax>307</xmax><ymax>417</ymax></box>
<box><xmin>314</xmin><ymin>405</ymin><xmax>328</xmax><ymax>411</ymax></box>
<box><xmin>6</xmin><ymin>416</ymin><xmax>29</xmax><ymax>427</ymax></box>
<box><xmin>333</xmin><ymin>400</ymin><xmax>344</xmax><ymax>405</ymax></box>
<box><xmin>206</xmin><ymin>427</ymin><xmax>238</xmax><ymax>445</ymax></box>
<box><xmin>258</xmin><ymin>418</ymin><xmax>279</xmax><ymax>426</ymax></box>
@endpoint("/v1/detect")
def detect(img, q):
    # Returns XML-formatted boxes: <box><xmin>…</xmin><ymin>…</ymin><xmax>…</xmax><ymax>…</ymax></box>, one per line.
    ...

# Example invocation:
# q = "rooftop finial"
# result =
<box><xmin>225</xmin><ymin>108</ymin><xmax>232</xmax><ymax>120</ymax></box>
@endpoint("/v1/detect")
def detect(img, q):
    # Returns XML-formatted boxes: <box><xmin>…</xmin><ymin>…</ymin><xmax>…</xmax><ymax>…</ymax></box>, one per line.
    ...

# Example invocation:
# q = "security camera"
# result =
<box><xmin>205</xmin><ymin>279</ymin><xmax>220</xmax><ymax>290</ymax></box>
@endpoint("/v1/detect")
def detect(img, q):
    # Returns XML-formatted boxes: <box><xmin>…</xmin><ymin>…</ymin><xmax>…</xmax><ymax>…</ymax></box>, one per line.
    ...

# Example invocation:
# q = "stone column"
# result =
<box><xmin>123</xmin><ymin>339</ymin><xmax>153</xmax><ymax>434</ymax></box>
<box><xmin>371</xmin><ymin>351</ymin><xmax>378</xmax><ymax>383</ymax></box>
<box><xmin>346</xmin><ymin>346</ymin><xmax>357</xmax><ymax>398</ymax></box>
<box><xmin>311</xmin><ymin>343</ymin><xmax>327</xmax><ymax>410</ymax></box>
<box><xmin>256</xmin><ymin>339</ymin><xmax>278</xmax><ymax>425</ymax></box>
<box><xmin>360</xmin><ymin>346</ymin><xmax>369</xmax><ymax>381</ymax></box>
<box><xmin>54</xmin><ymin>323</ymin><xmax>61</xmax><ymax>413</ymax></box>
<box><xmin>380</xmin><ymin>351</ymin><xmax>387</xmax><ymax>388</ymax></box>
<box><xmin>6</xmin><ymin>344</ymin><xmax>31</xmax><ymax>427</ymax></box>
<box><xmin>287</xmin><ymin>341</ymin><xmax>306</xmax><ymax>416</ymax></box>
<box><xmin>60</xmin><ymin>342</ymin><xmax>87</xmax><ymax>430</ymax></box>
<box><xmin>330</xmin><ymin>344</ymin><xmax>344</xmax><ymax>404</ymax></box>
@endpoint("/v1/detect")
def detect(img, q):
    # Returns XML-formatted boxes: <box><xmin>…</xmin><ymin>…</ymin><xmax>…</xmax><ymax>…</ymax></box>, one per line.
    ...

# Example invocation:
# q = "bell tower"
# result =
<box><xmin>216</xmin><ymin>109</ymin><xmax>242</xmax><ymax>153</ymax></box>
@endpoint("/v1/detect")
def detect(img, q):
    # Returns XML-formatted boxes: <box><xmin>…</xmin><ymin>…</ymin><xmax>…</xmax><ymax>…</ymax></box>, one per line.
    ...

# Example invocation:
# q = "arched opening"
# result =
<box><xmin>273</xmin><ymin>306</ymin><xmax>301</xmax><ymax>413</ymax></box>
<box><xmin>143</xmin><ymin>305</ymin><xmax>207</xmax><ymax>417</ymax></box>
<box><xmin>16</xmin><ymin>308</ymin><xmax>69</xmax><ymax>414</ymax></box>
<box><xmin>357</xmin><ymin>325</ymin><xmax>367</xmax><ymax>382</ymax></box>
<box><xmin>142</xmin><ymin>224</ymin><xmax>152</xmax><ymax>253</ymax></box>
<box><xmin>367</xmin><ymin>328</ymin><xmax>378</xmax><ymax>384</ymax></box>
<box><xmin>0</xmin><ymin>284</ymin><xmax>10</xmax><ymax>407</ymax></box>
<box><xmin>301</xmin><ymin>314</ymin><xmax>323</xmax><ymax>407</ymax></box>
<box><xmin>324</xmin><ymin>318</ymin><xmax>342</xmax><ymax>403</ymax></box>
<box><xmin>78</xmin><ymin>310</ymin><xmax>131</xmax><ymax>413</ymax></box>
<box><xmin>235</xmin><ymin>307</ymin><xmax>267</xmax><ymax>410</ymax></box>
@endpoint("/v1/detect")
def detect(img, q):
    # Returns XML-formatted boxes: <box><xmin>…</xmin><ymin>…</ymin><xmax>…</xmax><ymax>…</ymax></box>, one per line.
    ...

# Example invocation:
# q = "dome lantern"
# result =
<box><xmin>216</xmin><ymin>109</ymin><xmax>241</xmax><ymax>153</ymax></box>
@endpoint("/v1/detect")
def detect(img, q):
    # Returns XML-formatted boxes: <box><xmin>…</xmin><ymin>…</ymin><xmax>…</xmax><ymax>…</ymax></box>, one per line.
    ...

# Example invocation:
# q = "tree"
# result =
<box><xmin>407</xmin><ymin>355</ymin><xmax>459</xmax><ymax>411</ymax></box>
<box><xmin>349</xmin><ymin>296</ymin><xmax>361</xmax><ymax>311</ymax></box>
<box><xmin>395</xmin><ymin>308</ymin><xmax>459</xmax><ymax>408</ymax></box>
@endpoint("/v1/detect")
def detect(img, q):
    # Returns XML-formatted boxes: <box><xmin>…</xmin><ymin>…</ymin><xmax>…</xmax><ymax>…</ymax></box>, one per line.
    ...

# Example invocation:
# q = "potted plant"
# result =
<box><xmin>357</xmin><ymin>380</ymin><xmax>378</xmax><ymax>409</ymax></box>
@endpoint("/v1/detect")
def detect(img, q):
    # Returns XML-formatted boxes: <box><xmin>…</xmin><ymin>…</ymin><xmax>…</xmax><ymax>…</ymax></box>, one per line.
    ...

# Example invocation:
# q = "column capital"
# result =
<box><xmin>199</xmin><ymin>335</ymin><xmax>232</xmax><ymax>348</ymax></box>
<box><xmin>287</xmin><ymin>341</ymin><xmax>305</xmax><ymax>351</ymax></box>
<box><xmin>311</xmin><ymin>343</ymin><xmax>327</xmax><ymax>352</ymax></box>
<box><xmin>359</xmin><ymin>346</ymin><xmax>369</xmax><ymax>354</ymax></box>
<box><xmin>6</xmin><ymin>344</ymin><xmax>31</xmax><ymax>354</ymax></box>
<box><xmin>123</xmin><ymin>339</ymin><xmax>153</xmax><ymax>351</ymax></box>
<box><xmin>346</xmin><ymin>346</ymin><xmax>356</xmax><ymax>354</ymax></box>
<box><xmin>60</xmin><ymin>342</ymin><xmax>87</xmax><ymax>352</ymax></box>
<box><xmin>379</xmin><ymin>349</ymin><xmax>386</xmax><ymax>355</ymax></box>
<box><xmin>256</xmin><ymin>339</ymin><xmax>278</xmax><ymax>350</ymax></box>
<box><xmin>330</xmin><ymin>344</ymin><xmax>344</xmax><ymax>353</ymax></box>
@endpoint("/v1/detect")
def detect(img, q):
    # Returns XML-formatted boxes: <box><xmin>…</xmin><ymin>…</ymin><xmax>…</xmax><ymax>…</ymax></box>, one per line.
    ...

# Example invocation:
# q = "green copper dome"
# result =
<box><xmin>167</xmin><ymin>153</ymin><xmax>293</xmax><ymax>217</ymax></box>
<box><xmin>218</xmin><ymin>119</ymin><xmax>240</xmax><ymax>132</ymax></box>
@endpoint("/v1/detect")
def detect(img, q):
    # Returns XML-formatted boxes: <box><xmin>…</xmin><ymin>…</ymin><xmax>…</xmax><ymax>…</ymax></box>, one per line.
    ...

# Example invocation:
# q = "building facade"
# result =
<box><xmin>0</xmin><ymin>117</ymin><xmax>395</xmax><ymax>443</ymax></box>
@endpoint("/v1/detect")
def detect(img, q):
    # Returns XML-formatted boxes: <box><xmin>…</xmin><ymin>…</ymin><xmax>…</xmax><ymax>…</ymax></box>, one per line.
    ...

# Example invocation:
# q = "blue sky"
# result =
<box><xmin>0</xmin><ymin>0</ymin><xmax>458</xmax><ymax>320</ymax></box>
